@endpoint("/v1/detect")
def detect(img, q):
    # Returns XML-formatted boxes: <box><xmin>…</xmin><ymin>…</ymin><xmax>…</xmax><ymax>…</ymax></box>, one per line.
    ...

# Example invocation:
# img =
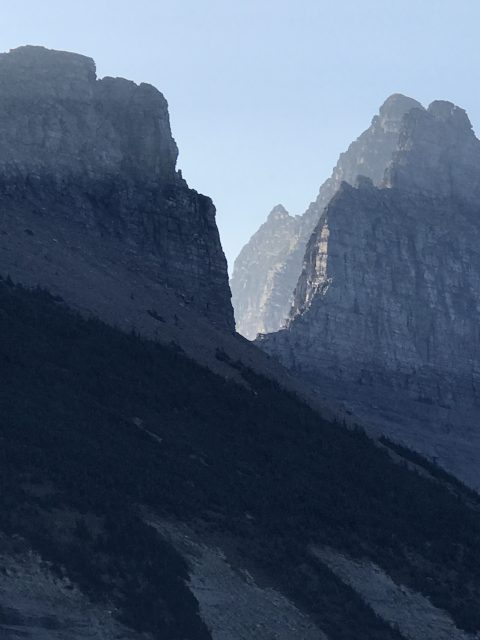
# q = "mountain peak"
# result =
<box><xmin>232</xmin><ymin>93</ymin><xmax>426</xmax><ymax>339</ymax></box>
<box><xmin>267</xmin><ymin>204</ymin><xmax>291</xmax><ymax>221</ymax></box>
<box><xmin>377</xmin><ymin>94</ymin><xmax>424</xmax><ymax>133</ymax></box>
<box><xmin>379</xmin><ymin>93</ymin><xmax>423</xmax><ymax>116</ymax></box>
<box><xmin>5</xmin><ymin>44</ymin><xmax>93</xmax><ymax>61</ymax></box>
<box><xmin>0</xmin><ymin>45</ymin><xmax>96</xmax><ymax>84</ymax></box>
<box><xmin>385</xmin><ymin>98</ymin><xmax>480</xmax><ymax>199</ymax></box>
<box><xmin>427</xmin><ymin>100</ymin><xmax>473</xmax><ymax>131</ymax></box>
<box><xmin>259</xmin><ymin>98</ymin><xmax>480</xmax><ymax>488</ymax></box>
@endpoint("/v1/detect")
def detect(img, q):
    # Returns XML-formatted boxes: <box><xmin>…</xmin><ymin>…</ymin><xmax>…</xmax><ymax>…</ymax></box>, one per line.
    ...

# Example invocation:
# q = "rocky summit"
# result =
<box><xmin>0</xmin><ymin>45</ymin><xmax>234</xmax><ymax>333</ymax></box>
<box><xmin>230</xmin><ymin>203</ymin><xmax>298</xmax><ymax>339</ymax></box>
<box><xmin>231</xmin><ymin>93</ymin><xmax>422</xmax><ymax>339</ymax></box>
<box><xmin>259</xmin><ymin>99</ymin><xmax>480</xmax><ymax>489</ymax></box>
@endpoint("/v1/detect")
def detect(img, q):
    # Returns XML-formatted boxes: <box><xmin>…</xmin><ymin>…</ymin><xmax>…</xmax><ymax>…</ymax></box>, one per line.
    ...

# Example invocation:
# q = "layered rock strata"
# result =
<box><xmin>231</xmin><ymin>94</ymin><xmax>422</xmax><ymax>339</ymax></box>
<box><xmin>0</xmin><ymin>45</ymin><xmax>233</xmax><ymax>332</ymax></box>
<box><xmin>260</xmin><ymin>101</ymin><xmax>480</xmax><ymax>487</ymax></box>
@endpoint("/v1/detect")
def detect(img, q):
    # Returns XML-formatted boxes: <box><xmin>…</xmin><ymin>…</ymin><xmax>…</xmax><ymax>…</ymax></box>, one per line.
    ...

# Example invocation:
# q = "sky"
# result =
<box><xmin>1</xmin><ymin>1</ymin><xmax>480</xmax><ymax>271</ymax></box>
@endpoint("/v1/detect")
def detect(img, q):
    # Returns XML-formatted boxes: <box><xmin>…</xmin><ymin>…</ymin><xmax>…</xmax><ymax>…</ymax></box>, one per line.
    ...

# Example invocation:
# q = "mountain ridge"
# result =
<box><xmin>259</xmin><ymin>97</ymin><xmax>480</xmax><ymax>488</ymax></box>
<box><xmin>231</xmin><ymin>93</ymin><xmax>423</xmax><ymax>339</ymax></box>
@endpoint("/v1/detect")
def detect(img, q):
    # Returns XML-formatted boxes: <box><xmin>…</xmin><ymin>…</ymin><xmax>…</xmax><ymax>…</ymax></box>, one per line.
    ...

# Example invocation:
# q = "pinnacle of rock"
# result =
<box><xmin>267</xmin><ymin>204</ymin><xmax>291</xmax><ymax>221</ymax></box>
<box><xmin>378</xmin><ymin>93</ymin><xmax>424</xmax><ymax>119</ymax></box>
<box><xmin>231</xmin><ymin>93</ymin><xmax>423</xmax><ymax>340</ymax></box>
<box><xmin>385</xmin><ymin>98</ymin><xmax>480</xmax><ymax>200</ymax></box>
<box><xmin>427</xmin><ymin>100</ymin><xmax>471</xmax><ymax>127</ymax></box>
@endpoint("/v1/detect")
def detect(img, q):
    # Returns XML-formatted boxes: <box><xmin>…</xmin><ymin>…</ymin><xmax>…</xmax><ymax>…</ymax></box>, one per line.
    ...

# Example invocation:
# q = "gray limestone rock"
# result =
<box><xmin>259</xmin><ymin>100</ymin><xmax>480</xmax><ymax>488</ymax></box>
<box><xmin>230</xmin><ymin>204</ymin><xmax>298</xmax><ymax>339</ymax></box>
<box><xmin>0</xmin><ymin>45</ymin><xmax>233</xmax><ymax>332</ymax></box>
<box><xmin>385</xmin><ymin>100</ymin><xmax>480</xmax><ymax>202</ymax></box>
<box><xmin>231</xmin><ymin>94</ymin><xmax>422</xmax><ymax>339</ymax></box>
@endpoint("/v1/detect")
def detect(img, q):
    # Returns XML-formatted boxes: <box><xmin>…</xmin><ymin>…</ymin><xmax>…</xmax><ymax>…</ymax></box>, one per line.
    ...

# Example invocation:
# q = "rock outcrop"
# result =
<box><xmin>230</xmin><ymin>204</ymin><xmax>298</xmax><ymax>339</ymax></box>
<box><xmin>259</xmin><ymin>100</ymin><xmax>480</xmax><ymax>488</ymax></box>
<box><xmin>0</xmin><ymin>45</ymin><xmax>234</xmax><ymax>332</ymax></box>
<box><xmin>231</xmin><ymin>94</ymin><xmax>422</xmax><ymax>339</ymax></box>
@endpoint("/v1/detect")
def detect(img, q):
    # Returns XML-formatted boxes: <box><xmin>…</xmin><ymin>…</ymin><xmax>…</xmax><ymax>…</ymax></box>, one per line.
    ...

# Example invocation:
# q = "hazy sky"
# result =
<box><xmin>1</xmin><ymin>1</ymin><xmax>479</xmax><ymax>270</ymax></box>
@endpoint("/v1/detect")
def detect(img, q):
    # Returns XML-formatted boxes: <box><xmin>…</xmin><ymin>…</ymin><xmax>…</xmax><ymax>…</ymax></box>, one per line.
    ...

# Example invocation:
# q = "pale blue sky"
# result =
<box><xmin>1</xmin><ymin>1</ymin><xmax>479</xmax><ymax>270</ymax></box>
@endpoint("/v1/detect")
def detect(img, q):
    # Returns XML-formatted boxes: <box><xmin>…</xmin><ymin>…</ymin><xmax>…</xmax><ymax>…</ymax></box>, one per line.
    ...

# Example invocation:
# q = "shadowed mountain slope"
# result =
<box><xmin>2</xmin><ymin>279</ymin><xmax>480</xmax><ymax>639</ymax></box>
<box><xmin>0</xmin><ymin>45</ymin><xmax>233</xmax><ymax>333</ymax></box>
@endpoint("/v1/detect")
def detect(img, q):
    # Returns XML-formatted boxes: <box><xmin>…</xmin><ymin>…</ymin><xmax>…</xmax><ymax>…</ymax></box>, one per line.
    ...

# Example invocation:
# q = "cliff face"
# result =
<box><xmin>231</xmin><ymin>94</ymin><xmax>422</xmax><ymax>339</ymax></box>
<box><xmin>0</xmin><ymin>45</ymin><xmax>233</xmax><ymax>332</ymax></box>
<box><xmin>259</xmin><ymin>101</ymin><xmax>480</xmax><ymax>487</ymax></box>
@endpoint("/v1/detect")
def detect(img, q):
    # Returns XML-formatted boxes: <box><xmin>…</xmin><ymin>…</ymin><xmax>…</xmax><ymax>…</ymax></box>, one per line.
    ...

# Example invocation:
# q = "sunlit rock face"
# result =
<box><xmin>230</xmin><ymin>204</ymin><xmax>298</xmax><ymax>339</ymax></box>
<box><xmin>231</xmin><ymin>94</ymin><xmax>422</xmax><ymax>339</ymax></box>
<box><xmin>259</xmin><ymin>101</ymin><xmax>480</xmax><ymax>488</ymax></box>
<box><xmin>0</xmin><ymin>46</ymin><xmax>233</xmax><ymax>331</ymax></box>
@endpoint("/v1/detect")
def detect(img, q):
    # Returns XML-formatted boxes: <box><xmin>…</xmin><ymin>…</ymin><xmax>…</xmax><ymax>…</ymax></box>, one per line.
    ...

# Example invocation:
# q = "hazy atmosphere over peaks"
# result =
<box><xmin>4</xmin><ymin>5</ymin><xmax>480</xmax><ymax>639</ymax></box>
<box><xmin>2</xmin><ymin>0</ymin><xmax>480</xmax><ymax>270</ymax></box>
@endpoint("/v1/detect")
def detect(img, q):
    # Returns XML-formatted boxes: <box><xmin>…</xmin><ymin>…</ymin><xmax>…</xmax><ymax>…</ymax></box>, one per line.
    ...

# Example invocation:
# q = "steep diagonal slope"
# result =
<box><xmin>3</xmin><ymin>280</ymin><xmax>480</xmax><ymax>639</ymax></box>
<box><xmin>231</xmin><ymin>94</ymin><xmax>422</xmax><ymax>339</ymax></box>
<box><xmin>0</xmin><ymin>45</ymin><xmax>233</xmax><ymax>332</ymax></box>
<box><xmin>259</xmin><ymin>101</ymin><xmax>480</xmax><ymax>488</ymax></box>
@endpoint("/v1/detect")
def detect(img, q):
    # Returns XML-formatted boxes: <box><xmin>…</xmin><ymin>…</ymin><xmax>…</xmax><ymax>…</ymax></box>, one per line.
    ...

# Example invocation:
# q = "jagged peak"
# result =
<box><xmin>378</xmin><ymin>93</ymin><xmax>424</xmax><ymax>119</ymax></box>
<box><xmin>384</xmin><ymin>98</ymin><xmax>480</xmax><ymax>200</ymax></box>
<box><xmin>427</xmin><ymin>100</ymin><xmax>473</xmax><ymax>132</ymax></box>
<box><xmin>267</xmin><ymin>204</ymin><xmax>291</xmax><ymax>221</ymax></box>
<box><xmin>0</xmin><ymin>45</ymin><xmax>178</xmax><ymax>180</ymax></box>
